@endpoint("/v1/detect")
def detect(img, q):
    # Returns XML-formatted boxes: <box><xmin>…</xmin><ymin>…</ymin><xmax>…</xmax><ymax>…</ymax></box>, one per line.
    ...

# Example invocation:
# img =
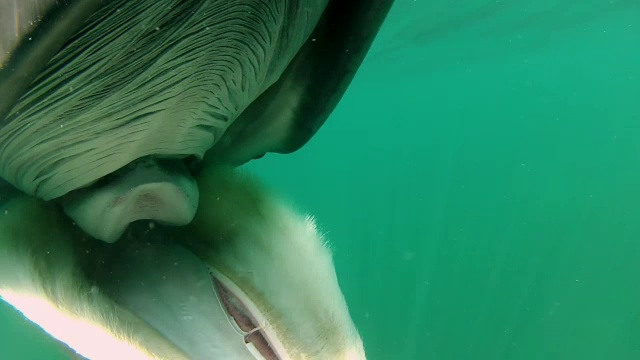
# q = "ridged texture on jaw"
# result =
<box><xmin>0</xmin><ymin>0</ymin><xmax>328</xmax><ymax>200</ymax></box>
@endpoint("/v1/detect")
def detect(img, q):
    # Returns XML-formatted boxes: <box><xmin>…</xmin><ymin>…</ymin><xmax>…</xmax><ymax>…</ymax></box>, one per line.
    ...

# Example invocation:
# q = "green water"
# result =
<box><xmin>2</xmin><ymin>1</ymin><xmax>640</xmax><ymax>359</ymax></box>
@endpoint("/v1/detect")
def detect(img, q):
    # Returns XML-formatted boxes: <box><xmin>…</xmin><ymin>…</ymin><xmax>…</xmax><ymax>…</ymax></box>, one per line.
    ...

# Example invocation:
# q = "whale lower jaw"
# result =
<box><xmin>97</xmin><ymin>223</ymin><xmax>288</xmax><ymax>360</ymax></box>
<box><xmin>0</xmin><ymin>166</ymin><xmax>367</xmax><ymax>360</ymax></box>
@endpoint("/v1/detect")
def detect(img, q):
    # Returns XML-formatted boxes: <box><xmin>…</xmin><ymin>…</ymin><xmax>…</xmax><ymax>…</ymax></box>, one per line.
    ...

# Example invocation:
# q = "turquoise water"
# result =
<box><xmin>3</xmin><ymin>1</ymin><xmax>640</xmax><ymax>359</ymax></box>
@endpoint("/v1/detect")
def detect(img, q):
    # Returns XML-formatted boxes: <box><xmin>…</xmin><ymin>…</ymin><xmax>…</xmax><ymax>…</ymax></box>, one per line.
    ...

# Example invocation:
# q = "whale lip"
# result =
<box><xmin>60</xmin><ymin>157</ymin><xmax>199</xmax><ymax>243</ymax></box>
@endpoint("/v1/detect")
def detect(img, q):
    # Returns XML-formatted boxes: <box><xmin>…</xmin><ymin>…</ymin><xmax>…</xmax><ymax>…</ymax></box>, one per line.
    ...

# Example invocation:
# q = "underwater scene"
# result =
<box><xmin>1</xmin><ymin>0</ymin><xmax>640</xmax><ymax>359</ymax></box>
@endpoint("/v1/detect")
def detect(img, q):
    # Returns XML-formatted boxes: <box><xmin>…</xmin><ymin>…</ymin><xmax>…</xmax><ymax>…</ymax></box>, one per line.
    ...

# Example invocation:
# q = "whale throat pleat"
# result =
<box><xmin>0</xmin><ymin>0</ymin><xmax>327</xmax><ymax>200</ymax></box>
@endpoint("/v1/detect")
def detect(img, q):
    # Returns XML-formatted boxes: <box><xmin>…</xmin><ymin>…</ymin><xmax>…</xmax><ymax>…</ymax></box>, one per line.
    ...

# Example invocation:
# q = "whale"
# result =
<box><xmin>0</xmin><ymin>1</ymin><xmax>393</xmax><ymax>359</ymax></box>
